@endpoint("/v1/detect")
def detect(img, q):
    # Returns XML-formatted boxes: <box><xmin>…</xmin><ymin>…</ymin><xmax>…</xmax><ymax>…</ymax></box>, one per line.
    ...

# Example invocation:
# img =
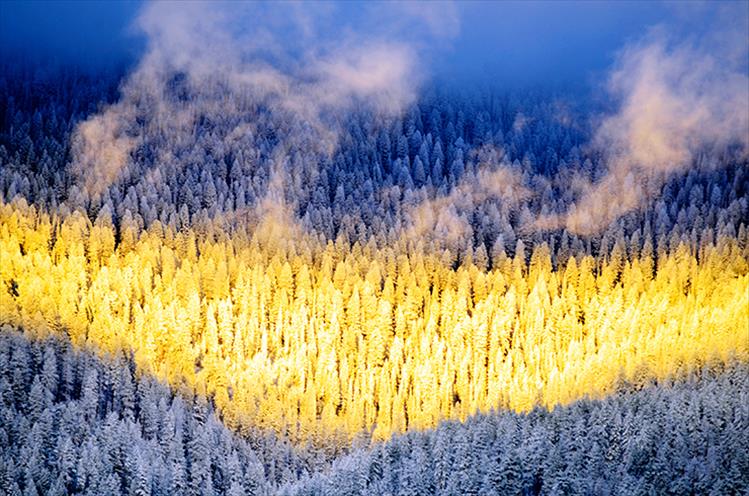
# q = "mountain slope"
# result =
<box><xmin>281</xmin><ymin>362</ymin><xmax>749</xmax><ymax>495</ymax></box>
<box><xmin>2</xmin><ymin>327</ymin><xmax>747</xmax><ymax>495</ymax></box>
<box><xmin>0</xmin><ymin>328</ymin><xmax>339</xmax><ymax>496</ymax></box>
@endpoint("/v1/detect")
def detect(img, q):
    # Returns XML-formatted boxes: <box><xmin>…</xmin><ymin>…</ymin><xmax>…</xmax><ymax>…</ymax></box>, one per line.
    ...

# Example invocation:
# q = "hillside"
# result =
<box><xmin>1</xmin><ymin>1</ymin><xmax>748</xmax><ymax>494</ymax></box>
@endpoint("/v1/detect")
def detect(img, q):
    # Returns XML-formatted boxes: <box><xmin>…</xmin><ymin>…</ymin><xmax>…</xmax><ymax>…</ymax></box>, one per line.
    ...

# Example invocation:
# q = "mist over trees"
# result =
<box><xmin>0</xmin><ymin>3</ymin><xmax>748</xmax><ymax>491</ymax></box>
<box><xmin>1</xmin><ymin>60</ymin><xmax>746</xmax><ymax>266</ymax></box>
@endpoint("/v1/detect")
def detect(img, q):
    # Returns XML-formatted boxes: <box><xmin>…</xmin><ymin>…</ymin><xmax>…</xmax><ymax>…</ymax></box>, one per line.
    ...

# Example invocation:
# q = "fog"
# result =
<box><xmin>3</xmin><ymin>0</ymin><xmax>747</xmax><ymax>237</ymax></box>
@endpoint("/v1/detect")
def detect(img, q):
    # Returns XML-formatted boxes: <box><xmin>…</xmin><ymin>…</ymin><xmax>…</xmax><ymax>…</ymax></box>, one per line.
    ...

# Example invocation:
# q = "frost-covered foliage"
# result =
<box><xmin>1</xmin><ymin>55</ymin><xmax>748</xmax><ymax>496</ymax></box>
<box><xmin>0</xmin><ymin>329</ymin><xmax>336</xmax><ymax>496</ymax></box>
<box><xmin>2</xmin><ymin>60</ymin><xmax>746</xmax><ymax>267</ymax></box>
<box><xmin>2</xmin><ymin>328</ymin><xmax>747</xmax><ymax>496</ymax></box>
<box><xmin>282</xmin><ymin>363</ymin><xmax>749</xmax><ymax>496</ymax></box>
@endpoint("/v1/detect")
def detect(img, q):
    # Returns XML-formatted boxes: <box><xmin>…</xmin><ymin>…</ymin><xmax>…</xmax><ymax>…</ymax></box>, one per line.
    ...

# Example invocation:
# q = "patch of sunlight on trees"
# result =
<box><xmin>1</xmin><ymin>200</ymin><xmax>747</xmax><ymax>443</ymax></box>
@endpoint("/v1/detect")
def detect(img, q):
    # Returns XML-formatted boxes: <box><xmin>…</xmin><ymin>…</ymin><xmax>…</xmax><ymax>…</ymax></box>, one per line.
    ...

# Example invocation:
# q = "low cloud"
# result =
<box><xmin>407</xmin><ymin>146</ymin><xmax>529</xmax><ymax>245</ymax></box>
<box><xmin>539</xmin><ymin>7</ymin><xmax>749</xmax><ymax>235</ymax></box>
<box><xmin>70</xmin><ymin>1</ymin><xmax>458</xmax><ymax>200</ymax></box>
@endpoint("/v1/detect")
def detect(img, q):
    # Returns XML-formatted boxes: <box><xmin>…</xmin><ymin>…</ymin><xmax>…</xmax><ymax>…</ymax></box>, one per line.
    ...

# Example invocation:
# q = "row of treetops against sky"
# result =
<box><xmin>1</xmin><ymin>200</ymin><xmax>747</xmax><ymax>442</ymax></box>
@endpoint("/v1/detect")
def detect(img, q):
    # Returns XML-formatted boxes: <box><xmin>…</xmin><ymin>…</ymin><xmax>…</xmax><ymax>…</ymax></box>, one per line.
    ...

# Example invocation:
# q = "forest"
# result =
<box><xmin>1</xmin><ymin>1</ymin><xmax>748</xmax><ymax>495</ymax></box>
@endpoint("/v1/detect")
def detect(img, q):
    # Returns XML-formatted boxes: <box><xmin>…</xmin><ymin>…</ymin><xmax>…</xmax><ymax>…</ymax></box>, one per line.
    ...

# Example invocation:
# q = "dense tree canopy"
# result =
<box><xmin>0</xmin><ymin>58</ymin><xmax>747</xmax><ymax>495</ymax></box>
